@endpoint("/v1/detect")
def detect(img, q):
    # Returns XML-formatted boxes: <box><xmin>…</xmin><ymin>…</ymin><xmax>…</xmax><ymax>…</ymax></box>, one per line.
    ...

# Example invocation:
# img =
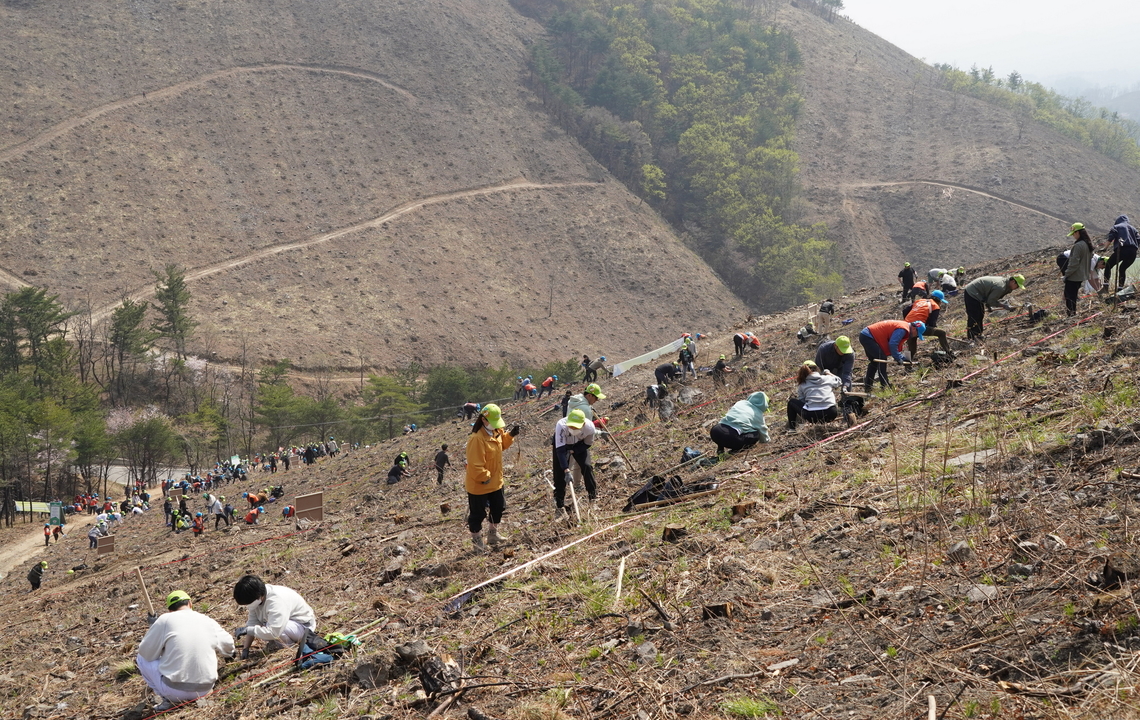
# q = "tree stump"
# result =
<box><xmin>440</xmin><ymin>502</ymin><xmax>451</xmax><ymax>515</ymax></box>
<box><xmin>662</xmin><ymin>524</ymin><xmax>687</xmax><ymax>542</ymax></box>
<box><xmin>731</xmin><ymin>501</ymin><xmax>756</xmax><ymax>522</ymax></box>
<box><xmin>702</xmin><ymin>602</ymin><xmax>734</xmax><ymax>620</ymax></box>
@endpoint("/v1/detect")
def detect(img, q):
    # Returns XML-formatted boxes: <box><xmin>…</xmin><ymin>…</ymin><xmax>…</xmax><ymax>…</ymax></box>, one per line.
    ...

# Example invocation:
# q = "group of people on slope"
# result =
<box><xmin>460</xmin><ymin>382</ymin><xmax>610</xmax><ymax>552</ymax></box>
<box><xmin>1061</xmin><ymin>216</ymin><xmax>1139</xmax><ymax>315</ymax></box>
<box><xmin>135</xmin><ymin>574</ymin><xmax>315</xmax><ymax>712</ymax></box>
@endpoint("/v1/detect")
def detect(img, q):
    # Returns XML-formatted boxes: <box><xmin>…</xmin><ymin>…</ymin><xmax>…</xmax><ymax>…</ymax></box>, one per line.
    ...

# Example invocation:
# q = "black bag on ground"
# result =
<box><xmin>624</xmin><ymin>475</ymin><xmax>683</xmax><ymax>511</ymax></box>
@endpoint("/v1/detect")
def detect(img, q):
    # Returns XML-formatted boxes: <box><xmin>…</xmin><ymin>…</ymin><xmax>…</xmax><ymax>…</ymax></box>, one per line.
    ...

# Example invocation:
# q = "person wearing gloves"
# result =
<box><xmin>465</xmin><ymin>403</ymin><xmax>520</xmax><ymax>553</ymax></box>
<box><xmin>860</xmin><ymin>320</ymin><xmax>925</xmax><ymax>391</ymax></box>
<box><xmin>1104</xmin><ymin>216</ymin><xmax>1140</xmax><ymax>293</ymax></box>
<box><xmin>963</xmin><ymin>274</ymin><xmax>1024</xmax><ymax>341</ymax></box>
<box><xmin>564</xmin><ymin>383</ymin><xmax>606</xmax><ymax>490</ymax></box>
<box><xmin>815</xmin><ymin>336</ymin><xmax>856</xmax><ymax>391</ymax></box>
<box><xmin>905</xmin><ymin>290</ymin><xmax>952</xmax><ymax>355</ymax></box>
<box><xmin>232</xmin><ymin>575</ymin><xmax>316</xmax><ymax>659</ymax></box>
<box><xmin>136</xmin><ymin>590</ymin><xmax>235</xmax><ymax>712</ymax></box>
<box><xmin>709</xmin><ymin>392</ymin><xmax>771</xmax><ymax>455</ymax></box>
<box><xmin>1064</xmin><ymin>223</ymin><xmax>1094</xmax><ymax>316</ymax></box>
<box><xmin>786</xmin><ymin>361</ymin><xmax>841</xmax><ymax>430</ymax></box>
<box><xmin>552</xmin><ymin>409</ymin><xmax>597</xmax><ymax>518</ymax></box>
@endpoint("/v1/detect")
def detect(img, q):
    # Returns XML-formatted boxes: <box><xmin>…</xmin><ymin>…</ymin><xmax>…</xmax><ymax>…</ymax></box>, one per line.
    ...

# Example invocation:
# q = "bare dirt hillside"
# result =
<box><xmin>8</xmin><ymin>255</ymin><xmax>1140</xmax><ymax>719</ymax></box>
<box><xmin>0</xmin><ymin>0</ymin><xmax>742</xmax><ymax>370</ymax></box>
<box><xmin>775</xmin><ymin>1</ymin><xmax>1140</xmax><ymax>290</ymax></box>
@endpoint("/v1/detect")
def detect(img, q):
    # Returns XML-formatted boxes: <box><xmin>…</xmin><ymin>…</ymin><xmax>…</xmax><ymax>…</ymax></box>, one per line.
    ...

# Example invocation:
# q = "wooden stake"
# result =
<box><xmin>135</xmin><ymin>567</ymin><xmax>154</xmax><ymax>617</ymax></box>
<box><xmin>612</xmin><ymin>555</ymin><xmax>626</xmax><ymax>612</ymax></box>
<box><xmin>928</xmin><ymin>695</ymin><xmax>936</xmax><ymax>720</ymax></box>
<box><xmin>567</xmin><ymin>476</ymin><xmax>582</xmax><ymax>525</ymax></box>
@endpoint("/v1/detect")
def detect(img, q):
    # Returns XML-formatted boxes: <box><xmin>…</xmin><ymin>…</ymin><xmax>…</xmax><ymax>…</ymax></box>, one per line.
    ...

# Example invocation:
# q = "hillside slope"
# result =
<box><xmin>6</xmin><ymin>253</ymin><xmax>1140</xmax><ymax>719</ymax></box>
<box><xmin>775</xmin><ymin>1</ymin><xmax>1140</xmax><ymax>289</ymax></box>
<box><xmin>0</xmin><ymin>0</ymin><xmax>742</xmax><ymax>370</ymax></box>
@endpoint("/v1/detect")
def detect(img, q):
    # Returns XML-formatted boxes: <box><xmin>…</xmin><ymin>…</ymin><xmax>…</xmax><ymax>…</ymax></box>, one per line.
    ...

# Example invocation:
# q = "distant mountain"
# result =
<box><xmin>775</xmin><ymin>1</ymin><xmax>1140</xmax><ymax>288</ymax></box>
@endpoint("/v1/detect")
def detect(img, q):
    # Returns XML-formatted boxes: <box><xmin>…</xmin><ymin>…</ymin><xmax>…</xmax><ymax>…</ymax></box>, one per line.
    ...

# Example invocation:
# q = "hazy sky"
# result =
<box><xmin>843</xmin><ymin>0</ymin><xmax>1140</xmax><ymax>91</ymax></box>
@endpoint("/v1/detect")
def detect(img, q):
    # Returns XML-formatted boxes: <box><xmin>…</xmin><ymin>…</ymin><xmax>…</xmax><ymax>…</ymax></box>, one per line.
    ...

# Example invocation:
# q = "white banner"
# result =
<box><xmin>611</xmin><ymin>338</ymin><xmax>685</xmax><ymax>377</ymax></box>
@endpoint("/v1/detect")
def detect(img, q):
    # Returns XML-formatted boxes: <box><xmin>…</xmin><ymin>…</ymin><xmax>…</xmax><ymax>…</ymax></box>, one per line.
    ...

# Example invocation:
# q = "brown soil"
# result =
<box><xmin>5</xmin><ymin>251</ymin><xmax>1140</xmax><ymax>719</ymax></box>
<box><xmin>0</xmin><ymin>0</ymin><xmax>743</xmax><ymax>371</ymax></box>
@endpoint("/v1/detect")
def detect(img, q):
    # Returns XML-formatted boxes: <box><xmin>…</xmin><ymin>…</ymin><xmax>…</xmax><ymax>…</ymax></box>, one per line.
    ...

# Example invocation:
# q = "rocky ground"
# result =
<box><xmin>5</xmin><ymin>246</ymin><xmax>1140</xmax><ymax>719</ymax></box>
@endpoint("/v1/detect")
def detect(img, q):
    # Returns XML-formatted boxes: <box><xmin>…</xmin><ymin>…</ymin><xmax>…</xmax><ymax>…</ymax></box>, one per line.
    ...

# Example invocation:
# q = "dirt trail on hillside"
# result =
<box><xmin>89</xmin><ymin>178</ymin><xmax>603</xmax><ymax>325</ymax></box>
<box><xmin>0</xmin><ymin>63</ymin><xmax>415</xmax><ymax>164</ymax></box>
<box><xmin>844</xmin><ymin>179</ymin><xmax>1077</xmax><ymax>227</ymax></box>
<box><xmin>0</xmin><ymin>266</ymin><xmax>31</xmax><ymax>291</ymax></box>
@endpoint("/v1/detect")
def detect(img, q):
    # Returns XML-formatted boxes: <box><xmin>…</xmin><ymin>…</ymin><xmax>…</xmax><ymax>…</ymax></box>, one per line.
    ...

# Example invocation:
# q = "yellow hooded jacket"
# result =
<box><xmin>465</xmin><ymin>427</ymin><xmax>514</xmax><ymax>495</ymax></box>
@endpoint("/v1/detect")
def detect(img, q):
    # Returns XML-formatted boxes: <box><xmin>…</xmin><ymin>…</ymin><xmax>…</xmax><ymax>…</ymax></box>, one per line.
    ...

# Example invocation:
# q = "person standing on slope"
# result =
<box><xmin>464</xmin><ymin>404</ymin><xmax>519</xmax><ymax>553</ymax></box>
<box><xmin>1064</xmin><ymin>223</ymin><xmax>1094</xmax><ymax>316</ymax></box>
<box><xmin>552</xmin><ymin>409</ymin><xmax>597</xmax><ymax>517</ymax></box>
<box><xmin>963</xmin><ymin>274</ymin><xmax>1024</xmax><ymax>340</ymax></box>
<box><xmin>1104</xmin><ymin>216</ymin><xmax>1140</xmax><ymax>294</ymax></box>
<box><xmin>898</xmin><ymin>262</ymin><xmax>916</xmax><ymax>300</ymax></box>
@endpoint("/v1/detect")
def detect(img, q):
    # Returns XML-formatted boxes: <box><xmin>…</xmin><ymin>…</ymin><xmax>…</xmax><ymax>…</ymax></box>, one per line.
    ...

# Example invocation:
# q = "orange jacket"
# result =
<box><xmin>905</xmin><ymin>298</ymin><xmax>939</xmax><ymax>324</ymax></box>
<box><xmin>867</xmin><ymin>320</ymin><xmax>912</xmax><ymax>356</ymax></box>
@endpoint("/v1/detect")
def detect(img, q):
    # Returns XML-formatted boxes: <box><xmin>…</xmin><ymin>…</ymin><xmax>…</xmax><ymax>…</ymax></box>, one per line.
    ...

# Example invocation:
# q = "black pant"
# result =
<box><xmin>1106</xmin><ymin>245</ymin><xmax>1137</xmax><ymax>291</ymax></box>
<box><xmin>1064</xmin><ymin>279</ymin><xmax>1082</xmax><ymax>315</ymax></box>
<box><xmin>734</xmin><ymin>336</ymin><xmax>745</xmax><ymax>357</ymax></box>
<box><xmin>436</xmin><ymin>467</ymin><xmax>445</xmax><ymax>485</ymax></box>
<box><xmin>584</xmin><ymin>368</ymin><xmax>597</xmax><ymax>382</ymax></box>
<box><xmin>964</xmin><ymin>292</ymin><xmax>986</xmax><ymax>340</ymax></box>
<box><xmin>467</xmin><ymin>489</ymin><xmax>505</xmax><ymax>533</ymax></box>
<box><xmin>709</xmin><ymin>423</ymin><xmax>761</xmax><ymax>454</ymax></box>
<box><xmin>552</xmin><ymin>442</ymin><xmax>597</xmax><ymax>508</ymax></box>
<box><xmin>214</xmin><ymin>512</ymin><xmax>229</xmax><ymax>529</ymax></box>
<box><xmin>786</xmin><ymin>399</ymin><xmax>838</xmax><ymax>428</ymax></box>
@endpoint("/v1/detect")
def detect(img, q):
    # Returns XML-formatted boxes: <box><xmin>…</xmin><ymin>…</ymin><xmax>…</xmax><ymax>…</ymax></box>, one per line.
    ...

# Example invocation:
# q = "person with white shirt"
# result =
<box><xmin>552</xmin><ymin>409</ymin><xmax>597</xmax><ymax>517</ymax></box>
<box><xmin>136</xmin><ymin>590</ymin><xmax>234</xmax><ymax>712</ymax></box>
<box><xmin>232</xmin><ymin>575</ymin><xmax>316</xmax><ymax>659</ymax></box>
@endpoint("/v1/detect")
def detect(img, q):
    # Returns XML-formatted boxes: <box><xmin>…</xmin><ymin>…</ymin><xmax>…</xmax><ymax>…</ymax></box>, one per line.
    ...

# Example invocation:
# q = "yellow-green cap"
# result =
<box><xmin>585</xmin><ymin>383</ymin><xmax>606</xmax><ymax>400</ymax></box>
<box><xmin>166</xmin><ymin>590</ymin><xmax>191</xmax><ymax>609</ymax></box>
<box><xmin>803</xmin><ymin>360</ymin><xmax>817</xmax><ymax>369</ymax></box>
<box><xmin>566</xmin><ymin>409</ymin><xmax>587</xmax><ymax>429</ymax></box>
<box><xmin>481</xmin><ymin>404</ymin><xmax>505</xmax><ymax>430</ymax></box>
<box><xmin>904</xmin><ymin>262</ymin><xmax>911</xmax><ymax>267</ymax></box>
<box><xmin>1067</xmin><ymin>222</ymin><xmax>1084</xmax><ymax>237</ymax></box>
<box><xmin>1012</xmin><ymin>274</ymin><xmax>1025</xmax><ymax>288</ymax></box>
<box><xmin>835</xmin><ymin>335</ymin><xmax>853</xmax><ymax>354</ymax></box>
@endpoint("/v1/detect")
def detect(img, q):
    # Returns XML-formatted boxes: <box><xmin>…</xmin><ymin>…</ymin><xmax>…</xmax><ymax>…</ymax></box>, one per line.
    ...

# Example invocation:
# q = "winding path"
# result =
<box><xmin>844</xmin><ymin>179</ymin><xmax>1080</xmax><ymax>227</ymax></box>
<box><xmin>0</xmin><ymin>63</ymin><xmax>415</xmax><ymax>164</ymax></box>
<box><xmin>89</xmin><ymin>177</ymin><xmax>602</xmax><ymax>324</ymax></box>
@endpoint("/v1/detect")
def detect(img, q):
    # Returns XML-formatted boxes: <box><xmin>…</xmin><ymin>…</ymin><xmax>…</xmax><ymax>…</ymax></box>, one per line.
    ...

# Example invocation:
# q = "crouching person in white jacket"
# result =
<box><xmin>136</xmin><ymin>590</ymin><xmax>235</xmax><ymax>712</ymax></box>
<box><xmin>232</xmin><ymin>574</ymin><xmax>316</xmax><ymax>659</ymax></box>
